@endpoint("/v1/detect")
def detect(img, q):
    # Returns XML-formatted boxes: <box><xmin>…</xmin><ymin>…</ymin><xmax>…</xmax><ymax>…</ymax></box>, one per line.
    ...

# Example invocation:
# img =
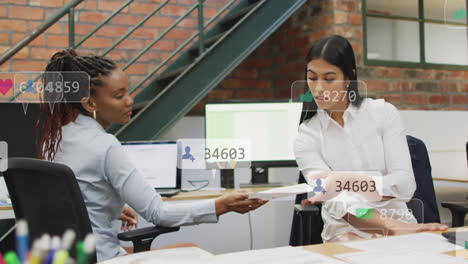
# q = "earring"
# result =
<box><xmin>93</xmin><ymin>110</ymin><xmax>96</xmax><ymax>120</ymax></box>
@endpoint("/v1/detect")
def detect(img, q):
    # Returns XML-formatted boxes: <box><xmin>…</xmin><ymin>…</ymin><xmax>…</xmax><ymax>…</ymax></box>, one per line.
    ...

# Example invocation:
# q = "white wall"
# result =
<box><xmin>400</xmin><ymin>110</ymin><xmax>468</xmax><ymax>181</ymax></box>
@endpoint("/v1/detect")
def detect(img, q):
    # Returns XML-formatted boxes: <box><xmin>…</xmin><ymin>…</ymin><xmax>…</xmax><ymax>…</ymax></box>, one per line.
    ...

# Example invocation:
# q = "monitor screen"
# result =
<box><xmin>205</xmin><ymin>101</ymin><xmax>303</xmax><ymax>164</ymax></box>
<box><xmin>121</xmin><ymin>141</ymin><xmax>179</xmax><ymax>189</ymax></box>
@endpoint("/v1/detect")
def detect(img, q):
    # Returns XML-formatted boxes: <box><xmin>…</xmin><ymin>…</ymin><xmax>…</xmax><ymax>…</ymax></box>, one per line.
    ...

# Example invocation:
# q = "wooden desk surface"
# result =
<box><xmin>0</xmin><ymin>205</ymin><xmax>12</xmax><ymax>211</ymax></box>
<box><xmin>303</xmin><ymin>229</ymin><xmax>468</xmax><ymax>260</ymax></box>
<box><xmin>433</xmin><ymin>178</ymin><xmax>468</xmax><ymax>183</ymax></box>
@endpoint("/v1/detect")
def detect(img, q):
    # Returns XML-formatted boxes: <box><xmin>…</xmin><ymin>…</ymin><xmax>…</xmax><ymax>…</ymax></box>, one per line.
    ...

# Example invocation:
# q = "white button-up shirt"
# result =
<box><xmin>52</xmin><ymin>114</ymin><xmax>218</xmax><ymax>261</ymax></box>
<box><xmin>294</xmin><ymin>98</ymin><xmax>417</xmax><ymax>241</ymax></box>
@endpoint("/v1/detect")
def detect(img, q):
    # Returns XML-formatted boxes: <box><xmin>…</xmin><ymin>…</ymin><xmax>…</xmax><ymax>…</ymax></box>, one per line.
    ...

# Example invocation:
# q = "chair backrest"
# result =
<box><xmin>3</xmin><ymin>158</ymin><xmax>94</xmax><ymax>253</ymax></box>
<box><xmin>405</xmin><ymin>135</ymin><xmax>440</xmax><ymax>223</ymax></box>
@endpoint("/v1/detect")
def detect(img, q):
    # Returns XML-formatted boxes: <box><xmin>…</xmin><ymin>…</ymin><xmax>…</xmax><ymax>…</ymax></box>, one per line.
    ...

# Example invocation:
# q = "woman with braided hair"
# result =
<box><xmin>37</xmin><ymin>49</ymin><xmax>267</xmax><ymax>261</ymax></box>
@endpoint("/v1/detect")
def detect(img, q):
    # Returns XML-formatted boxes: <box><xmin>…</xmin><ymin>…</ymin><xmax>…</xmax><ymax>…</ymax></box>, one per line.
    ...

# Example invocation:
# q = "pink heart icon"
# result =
<box><xmin>0</xmin><ymin>79</ymin><xmax>13</xmax><ymax>96</ymax></box>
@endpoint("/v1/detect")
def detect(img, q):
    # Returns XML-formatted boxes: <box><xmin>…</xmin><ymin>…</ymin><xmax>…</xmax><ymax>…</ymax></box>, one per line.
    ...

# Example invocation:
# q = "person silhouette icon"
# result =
<box><xmin>182</xmin><ymin>146</ymin><xmax>195</xmax><ymax>162</ymax></box>
<box><xmin>313</xmin><ymin>178</ymin><xmax>325</xmax><ymax>193</ymax></box>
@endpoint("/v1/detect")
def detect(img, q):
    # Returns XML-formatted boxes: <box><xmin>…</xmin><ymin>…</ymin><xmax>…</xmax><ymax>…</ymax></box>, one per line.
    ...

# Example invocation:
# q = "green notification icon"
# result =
<box><xmin>356</xmin><ymin>208</ymin><xmax>374</xmax><ymax>221</ymax></box>
<box><xmin>300</xmin><ymin>90</ymin><xmax>313</xmax><ymax>102</ymax></box>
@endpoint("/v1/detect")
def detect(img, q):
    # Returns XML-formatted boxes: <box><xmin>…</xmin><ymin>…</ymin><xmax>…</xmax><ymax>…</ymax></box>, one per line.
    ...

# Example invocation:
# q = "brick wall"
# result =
<box><xmin>0</xmin><ymin>0</ymin><xmax>230</xmax><ymax>90</ymax></box>
<box><xmin>192</xmin><ymin>0</ymin><xmax>468</xmax><ymax>114</ymax></box>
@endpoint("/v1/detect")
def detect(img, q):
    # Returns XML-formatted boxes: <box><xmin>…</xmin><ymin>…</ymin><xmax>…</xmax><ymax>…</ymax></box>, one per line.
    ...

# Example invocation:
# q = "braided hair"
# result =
<box><xmin>37</xmin><ymin>49</ymin><xmax>117</xmax><ymax>161</ymax></box>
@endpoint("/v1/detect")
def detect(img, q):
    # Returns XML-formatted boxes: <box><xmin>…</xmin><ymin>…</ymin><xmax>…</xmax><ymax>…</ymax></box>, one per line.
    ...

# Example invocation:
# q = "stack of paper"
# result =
<box><xmin>341</xmin><ymin>233</ymin><xmax>462</xmax><ymax>253</ymax></box>
<box><xmin>248</xmin><ymin>184</ymin><xmax>313</xmax><ymax>200</ymax></box>
<box><xmin>337</xmin><ymin>233</ymin><xmax>466</xmax><ymax>264</ymax></box>
<box><xmin>100</xmin><ymin>247</ymin><xmax>213</xmax><ymax>264</ymax></box>
<box><xmin>213</xmin><ymin>246</ymin><xmax>346</xmax><ymax>264</ymax></box>
<box><xmin>100</xmin><ymin>246</ymin><xmax>346</xmax><ymax>264</ymax></box>
<box><xmin>337</xmin><ymin>250</ymin><xmax>467</xmax><ymax>264</ymax></box>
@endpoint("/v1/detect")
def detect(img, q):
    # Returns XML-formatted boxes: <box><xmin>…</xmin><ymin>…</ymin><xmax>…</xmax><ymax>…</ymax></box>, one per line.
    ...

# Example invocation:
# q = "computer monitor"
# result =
<box><xmin>205</xmin><ymin>100</ymin><xmax>303</xmax><ymax>186</ymax></box>
<box><xmin>121</xmin><ymin>141</ymin><xmax>181</xmax><ymax>190</ymax></box>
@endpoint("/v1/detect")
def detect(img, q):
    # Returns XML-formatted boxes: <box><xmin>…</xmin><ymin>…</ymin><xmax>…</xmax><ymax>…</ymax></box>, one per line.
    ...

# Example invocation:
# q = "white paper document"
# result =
<box><xmin>100</xmin><ymin>247</ymin><xmax>213</xmax><ymax>264</ymax></box>
<box><xmin>342</xmin><ymin>233</ymin><xmax>463</xmax><ymax>254</ymax></box>
<box><xmin>337</xmin><ymin>249</ymin><xmax>467</xmax><ymax>264</ymax></box>
<box><xmin>213</xmin><ymin>246</ymin><xmax>346</xmax><ymax>264</ymax></box>
<box><xmin>100</xmin><ymin>246</ymin><xmax>346</xmax><ymax>264</ymax></box>
<box><xmin>248</xmin><ymin>184</ymin><xmax>313</xmax><ymax>200</ymax></box>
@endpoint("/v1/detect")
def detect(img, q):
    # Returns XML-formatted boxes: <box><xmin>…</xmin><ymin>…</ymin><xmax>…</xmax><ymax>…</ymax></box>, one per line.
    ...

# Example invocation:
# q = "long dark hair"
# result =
<box><xmin>37</xmin><ymin>49</ymin><xmax>117</xmax><ymax>161</ymax></box>
<box><xmin>301</xmin><ymin>35</ymin><xmax>364</xmax><ymax>122</ymax></box>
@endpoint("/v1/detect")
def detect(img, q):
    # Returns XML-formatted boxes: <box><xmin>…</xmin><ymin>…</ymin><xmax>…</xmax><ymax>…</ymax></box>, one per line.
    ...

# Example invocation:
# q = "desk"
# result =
<box><xmin>303</xmin><ymin>229</ymin><xmax>468</xmax><ymax>260</ymax></box>
<box><xmin>110</xmin><ymin>230</ymin><xmax>468</xmax><ymax>263</ymax></box>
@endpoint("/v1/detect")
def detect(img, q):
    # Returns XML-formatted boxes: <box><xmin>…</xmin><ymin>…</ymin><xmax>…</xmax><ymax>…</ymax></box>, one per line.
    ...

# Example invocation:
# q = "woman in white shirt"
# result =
<box><xmin>294</xmin><ymin>35</ymin><xmax>447</xmax><ymax>242</ymax></box>
<box><xmin>37</xmin><ymin>49</ymin><xmax>267</xmax><ymax>261</ymax></box>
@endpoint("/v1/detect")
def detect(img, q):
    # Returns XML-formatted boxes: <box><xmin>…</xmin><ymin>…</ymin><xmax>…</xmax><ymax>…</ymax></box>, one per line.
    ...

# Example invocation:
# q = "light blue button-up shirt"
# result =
<box><xmin>52</xmin><ymin>114</ymin><xmax>218</xmax><ymax>261</ymax></box>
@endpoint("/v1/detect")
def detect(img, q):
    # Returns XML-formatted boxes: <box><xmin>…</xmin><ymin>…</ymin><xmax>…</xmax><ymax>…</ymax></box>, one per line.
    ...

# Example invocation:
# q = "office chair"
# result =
<box><xmin>0</xmin><ymin>103</ymin><xmax>40</xmax><ymax>253</ymax></box>
<box><xmin>405</xmin><ymin>136</ymin><xmax>440</xmax><ymax>223</ymax></box>
<box><xmin>440</xmin><ymin>141</ymin><xmax>468</xmax><ymax>227</ymax></box>
<box><xmin>290</xmin><ymin>135</ymin><xmax>441</xmax><ymax>246</ymax></box>
<box><xmin>3</xmin><ymin>157</ymin><xmax>179</xmax><ymax>257</ymax></box>
<box><xmin>289</xmin><ymin>172</ymin><xmax>323</xmax><ymax>246</ymax></box>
